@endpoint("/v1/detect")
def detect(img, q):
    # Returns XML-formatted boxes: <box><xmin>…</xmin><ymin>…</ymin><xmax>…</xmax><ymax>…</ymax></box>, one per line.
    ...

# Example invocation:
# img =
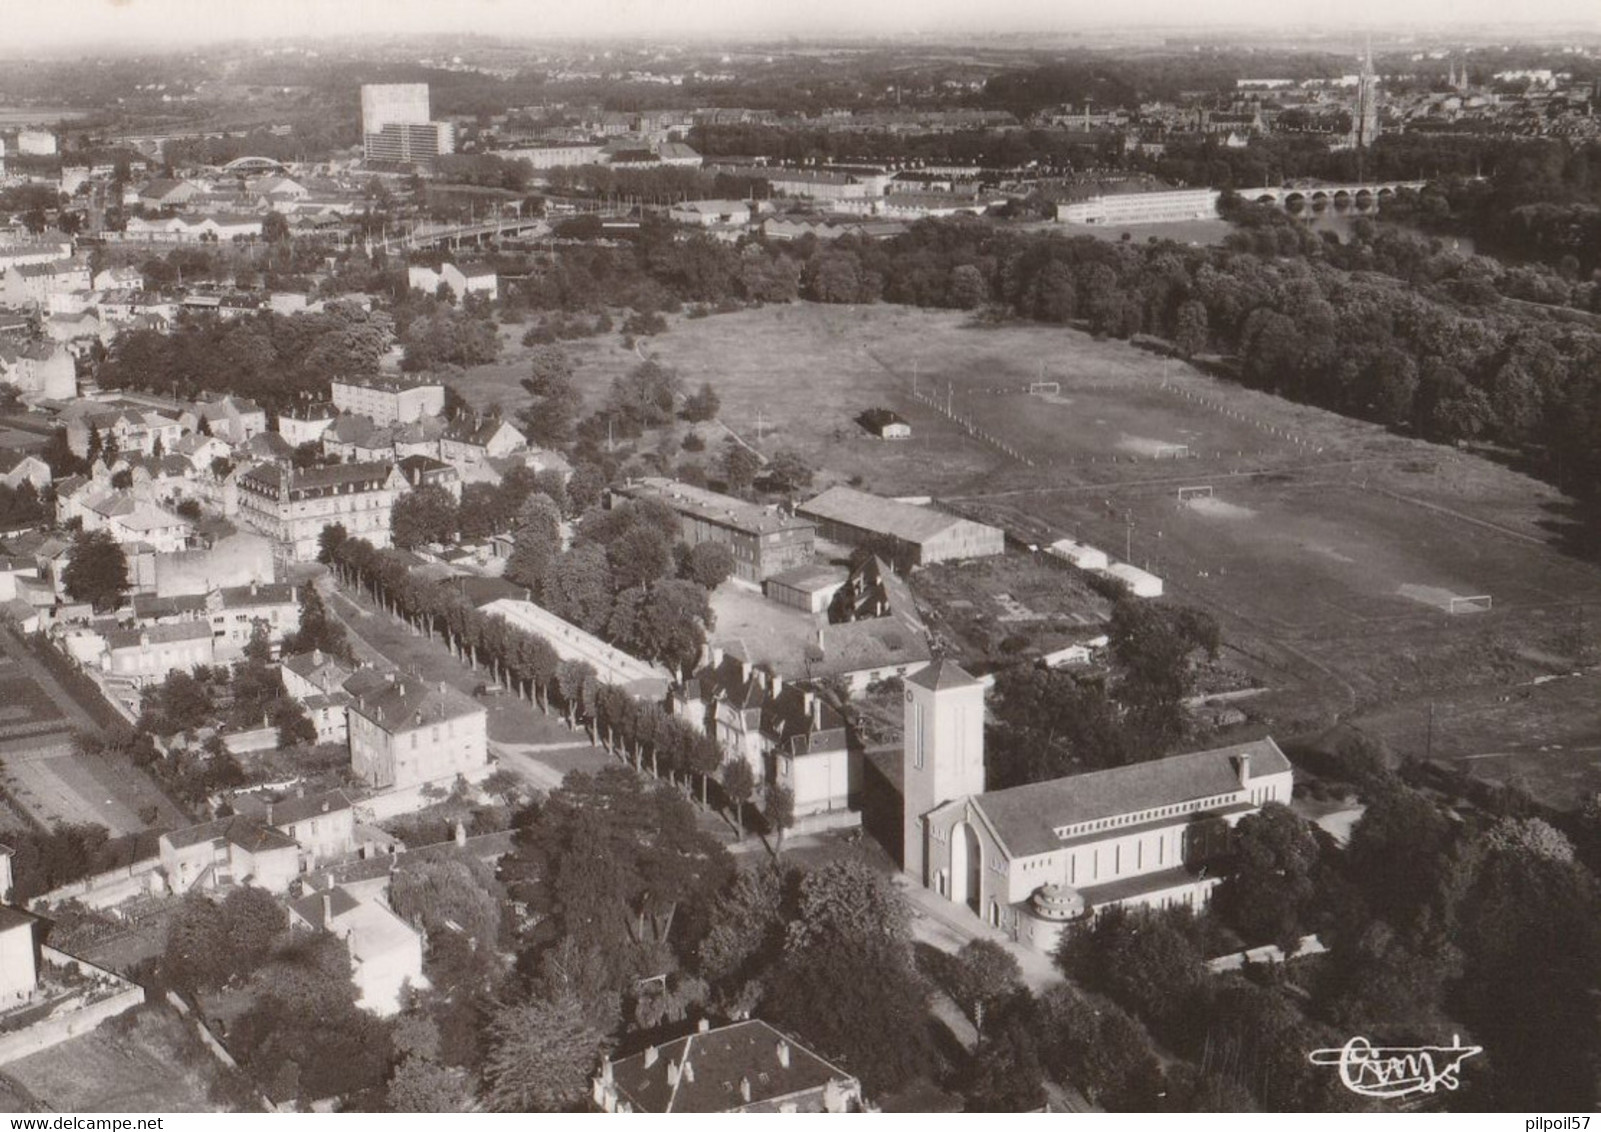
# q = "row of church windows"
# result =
<box><xmin>1053</xmin><ymin>793</ymin><xmax>1236</xmax><ymax>841</ymax></box>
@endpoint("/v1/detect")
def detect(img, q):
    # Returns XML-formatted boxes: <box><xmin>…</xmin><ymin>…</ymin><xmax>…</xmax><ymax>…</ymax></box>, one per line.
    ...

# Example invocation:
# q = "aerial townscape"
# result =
<box><xmin>0</xmin><ymin>0</ymin><xmax>1599</xmax><ymax>1118</ymax></box>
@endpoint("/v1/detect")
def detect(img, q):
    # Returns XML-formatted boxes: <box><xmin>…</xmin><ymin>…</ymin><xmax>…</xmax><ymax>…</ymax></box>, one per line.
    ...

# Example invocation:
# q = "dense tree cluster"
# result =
<box><xmin>985</xmin><ymin>597</ymin><xmax>1221</xmax><ymax>788</ymax></box>
<box><xmin>96</xmin><ymin>301</ymin><xmax>393</xmax><ymax>409</ymax></box>
<box><xmin>1045</xmin><ymin>761</ymin><xmax>1601</xmax><ymax>1113</ymax></box>
<box><xmin>496</xmin><ymin>492</ymin><xmax>718</xmax><ymax>676</ymax></box>
<box><xmin>394</xmin><ymin>293</ymin><xmax>502</xmax><ymax>372</ymax></box>
<box><xmin>61</xmin><ymin>528</ymin><xmax>130</xmax><ymax>613</ymax></box>
<box><xmin>2</xmin><ymin>820</ymin><xmax>152</xmax><ymax>902</ymax></box>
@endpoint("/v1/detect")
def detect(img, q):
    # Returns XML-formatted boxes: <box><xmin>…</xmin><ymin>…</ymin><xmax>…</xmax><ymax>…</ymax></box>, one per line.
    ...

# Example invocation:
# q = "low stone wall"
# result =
<box><xmin>790</xmin><ymin>809</ymin><xmax>862</xmax><ymax>837</ymax></box>
<box><xmin>223</xmin><ymin>727</ymin><xmax>278</xmax><ymax>755</ymax></box>
<box><xmin>356</xmin><ymin>763</ymin><xmax>496</xmax><ymax>822</ymax></box>
<box><xmin>37</xmin><ymin>856</ymin><xmax>163</xmax><ymax>910</ymax></box>
<box><xmin>0</xmin><ymin>948</ymin><xmax>146</xmax><ymax>1066</ymax></box>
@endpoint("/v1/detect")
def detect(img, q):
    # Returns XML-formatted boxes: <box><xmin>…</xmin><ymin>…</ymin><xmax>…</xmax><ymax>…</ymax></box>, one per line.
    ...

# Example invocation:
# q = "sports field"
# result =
<box><xmin>1026</xmin><ymin>478</ymin><xmax>1601</xmax><ymax>634</ymax></box>
<box><xmin>461</xmin><ymin>302</ymin><xmax>1601</xmax><ymax>805</ymax></box>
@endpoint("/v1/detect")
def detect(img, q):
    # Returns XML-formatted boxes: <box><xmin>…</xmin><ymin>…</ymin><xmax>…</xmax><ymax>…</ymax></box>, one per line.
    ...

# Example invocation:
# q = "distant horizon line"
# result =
<box><xmin>1</xmin><ymin>21</ymin><xmax>1599</xmax><ymax>58</ymax></box>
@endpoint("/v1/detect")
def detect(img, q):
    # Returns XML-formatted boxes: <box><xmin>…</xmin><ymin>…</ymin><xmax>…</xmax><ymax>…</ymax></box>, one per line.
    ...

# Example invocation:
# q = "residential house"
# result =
<box><xmin>0</xmin><ymin>260</ymin><xmax>92</xmax><ymax>309</ymax></box>
<box><xmin>102</xmin><ymin>622</ymin><xmax>215</xmax><ymax>684</ymax></box>
<box><xmin>280</xmin><ymin>648</ymin><xmax>358</xmax><ymax>745</ymax></box>
<box><xmin>280</xmin><ymin>648</ymin><xmax>357</xmax><ymax>701</ymax></box>
<box><xmin>206</xmin><ymin>581</ymin><xmax>299</xmax><ymax>661</ymax></box>
<box><xmin>438</xmin><ymin>417</ymin><xmax>525</xmax><ymax>465</ymax></box>
<box><xmin>152</xmin><ymin>531</ymin><xmax>274</xmax><ymax>598</ymax></box>
<box><xmin>0</xmin><ymin>452</ymin><xmax>50</xmax><ymax>492</ymax></box>
<box><xmin>406</xmin><ymin>262</ymin><xmax>498</xmax><ymax>303</ymax></box>
<box><xmin>673</xmin><ymin>651</ymin><xmax>853</xmax><ymax>819</ymax></box>
<box><xmin>46</xmin><ymin>309</ymin><xmax>108</xmax><ymax>349</ymax></box>
<box><xmin>239</xmin><ymin>431</ymin><xmax>295</xmax><ymax>466</ymax></box>
<box><xmin>62</xmin><ymin>405</ymin><xmax>182</xmax><ymax>460</ymax></box>
<box><xmin>159</xmin><ymin>816</ymin><xmax>300</xmax><ymax>895</ymax></box>
<box><xmin>0</xmin><ymin>906</ymin><xmax>40</xmax><ymax>1005</ymax></box>
<box><xmin>171</xmin><ymin>432</ymin><xmax>234</xmax><ymax>472</ymax></box>
<box><xmin>64</xmin><ymin>488</ymin><xmax>192</xmax><ymax>554</ymax></box>
<box><xmin>0</xmin><ymin>557</ymin><xmax>41</xmax><ymax>603</ymax></box>
<box><xmin>233</xmin><ymin>788</ymin><xmax>357</xmax><ymax>870</ymax></box>
<box><xmin>187</xmin><ymin>395</ymin><xmax>267</xmax><ymax>444</ymax></box>
<box><xmin>398</xmin><ymin>454</ymin><xmax>461</xmax><ymax>500</ymax></box>
<box><xmin>131</xmin><ymin>591</ymin><xmax>208</xmax><ymax>626</ymax></box>
<box><xmin>82</xmin><ymin>492</ymin><xmax>192</xmax><ymax>554</ymax></box>
<box><xmin>593</xmin><ymin>1019</ymin><xmax>863</xmax><ymax>1113</ymax></box>
<box><xmin>287</xmin><ymin>887</ymin><xmax>425</xmax><ymax>1016</ymax></box>
<box><xmin>276</xmin><ymin>403</ymin><xmax>337</xmax><ymax>447</ymax></box>
<box><xmin>92</xmin><ymin>266</ymin><xmax>144</xmax><ymax>292</ymax></box>
<box><xmin>392</xmin><ymin>418</ymin><xmax>446</xmax><ymax>461</ymax></box>
<box><xmin>346</xmin><ymin>675</ymin><xmax>489</xmax><ymax>791</ymax></box>
<box><xmin>0</xmin><ymin>342</ymin><xmax>76</xmax><ymax>401</ymax></box>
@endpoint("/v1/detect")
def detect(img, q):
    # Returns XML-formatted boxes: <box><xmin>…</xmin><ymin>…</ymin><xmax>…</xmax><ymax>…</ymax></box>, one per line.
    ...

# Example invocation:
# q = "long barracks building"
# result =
<box><xmin>610</xmin><ymin>477</ymin><xmax>815</xmax><ymax>584</ymax></box>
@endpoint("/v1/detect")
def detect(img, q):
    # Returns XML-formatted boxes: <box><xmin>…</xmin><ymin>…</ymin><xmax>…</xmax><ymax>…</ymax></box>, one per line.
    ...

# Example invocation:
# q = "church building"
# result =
<box><xmin>903</xmin><ymin>659</ymin><xmax>1294</xmax><ymax>954</ymax></box>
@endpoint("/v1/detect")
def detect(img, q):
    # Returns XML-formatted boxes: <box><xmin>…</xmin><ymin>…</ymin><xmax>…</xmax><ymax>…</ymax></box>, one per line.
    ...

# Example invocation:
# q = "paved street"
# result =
<box><xmin>898</xmin><ymin>876</ymin><xmax>1064</xmax><ymax>992</ymax></box>
<box><xmin>319</xmin><ymin>576</ymin><xmax>616</xmax><ymax>791</ymax></box>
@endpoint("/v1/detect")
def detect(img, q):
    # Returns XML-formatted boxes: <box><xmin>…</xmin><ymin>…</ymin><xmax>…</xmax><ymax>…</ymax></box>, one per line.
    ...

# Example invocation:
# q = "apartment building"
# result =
<box><xmin>234</xmin><ymin>461</ymin><xmax>404</xmax><ymax>560</ymax></box>
<box><xmin>347</xmin><ymin>675</ymin><xmax>488</xmax><ymax>791</ymax></box>
<box><xmin>330</xmin><ymin>376</ymin><xmax>446</xmax><ymax>427</ymax></box>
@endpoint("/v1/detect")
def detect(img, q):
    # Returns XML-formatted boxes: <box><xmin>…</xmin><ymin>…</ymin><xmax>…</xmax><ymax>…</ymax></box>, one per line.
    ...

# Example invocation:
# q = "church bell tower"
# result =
<box><xmin>902</xmin><ymin>659</ymin><xmax>987</xmax><ymax>883</ymax></box>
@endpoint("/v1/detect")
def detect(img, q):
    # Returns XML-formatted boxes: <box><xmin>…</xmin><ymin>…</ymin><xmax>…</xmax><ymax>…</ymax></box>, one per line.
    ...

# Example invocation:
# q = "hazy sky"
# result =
<box><xmin>6</xmin><ymin>0</ymin><xmax>1598</xmax><ymax>49</ymax></box>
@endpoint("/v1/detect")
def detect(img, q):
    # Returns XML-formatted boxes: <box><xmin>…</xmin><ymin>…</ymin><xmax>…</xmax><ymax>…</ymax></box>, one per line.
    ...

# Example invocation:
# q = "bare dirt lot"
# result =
<box><xmin>2</xmin><ymin>1006</ymin><xmax>241</xmax><ymax>1112</ymax></box>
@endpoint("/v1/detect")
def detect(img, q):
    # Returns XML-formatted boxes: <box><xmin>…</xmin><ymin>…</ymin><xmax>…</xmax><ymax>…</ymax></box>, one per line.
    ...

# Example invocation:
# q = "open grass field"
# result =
<box><xmin>463</xmin><ymin>301</ymin><xmax>1601</xmax><ymax>807</ymax></box>
<box><xmin>1353</xmin><ymin>671</ymin><xmax>1601</xmax><ymax>809</ymax></box>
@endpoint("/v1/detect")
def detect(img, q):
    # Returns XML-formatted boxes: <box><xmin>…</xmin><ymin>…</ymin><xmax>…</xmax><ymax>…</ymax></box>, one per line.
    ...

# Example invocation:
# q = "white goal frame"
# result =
<box><xmin>1448</xmin><ymin>595</ymin><xmax>1493</xmax><ymax>614</ymax></box>
<box><xmin>1177</xmin><ymin>485</ymin><xmax>1214</xmax><ymax>502</ymax></box>
<box><xmin>1028</xmin><ymin>381</ymin><xmax>1061</xmax><ymax>395</ymax></box>
<box><xmin>1154</xmin><ymin>444</ymin><xmax>1192</xmax><ymax>459</ymax></box>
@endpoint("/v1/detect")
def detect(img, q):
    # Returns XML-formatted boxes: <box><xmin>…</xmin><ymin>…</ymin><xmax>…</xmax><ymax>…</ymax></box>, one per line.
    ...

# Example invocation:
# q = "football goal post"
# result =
<box><xmin>1028</xmin><ymin>381</ymin><xmax>1061</xmax><ymax>396</ymax></box>
<box><xmin>1176</xmin><ymin>485</ymin><xmax>1214</xmax><ymax>503</ymax></box>
<box><xmin>1154</xmin><ymin>443</ymin><xmax>1192</xmax><ymax>460</ymax></box>
<box><xmin>1448</xmin><ymin>595</ymin><xmax>1493</xmax><ymax>614</ymax></box>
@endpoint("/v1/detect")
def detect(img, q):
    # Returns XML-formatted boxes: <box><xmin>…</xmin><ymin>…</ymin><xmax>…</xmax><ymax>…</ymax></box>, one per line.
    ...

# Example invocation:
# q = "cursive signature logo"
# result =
<box><xmin>1308</xmin><ymin>1035</ymin><xmax>1482</xmax><ymax>1100</ymax></box>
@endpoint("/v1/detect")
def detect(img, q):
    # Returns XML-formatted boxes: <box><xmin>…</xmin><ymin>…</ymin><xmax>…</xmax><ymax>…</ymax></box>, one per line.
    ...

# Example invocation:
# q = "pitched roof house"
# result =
<box><xmin>594</xmin><ymin>1019</ymin><xmax>863</xmax><ymax>1112</ymax></box>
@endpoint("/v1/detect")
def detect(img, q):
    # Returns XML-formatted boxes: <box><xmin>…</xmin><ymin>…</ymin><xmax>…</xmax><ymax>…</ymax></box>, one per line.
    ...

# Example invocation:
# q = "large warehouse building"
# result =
<box><xmin>798</xmin><ymin>486</ymin><xmax>1004</xmax><ymax>567</ymax></box>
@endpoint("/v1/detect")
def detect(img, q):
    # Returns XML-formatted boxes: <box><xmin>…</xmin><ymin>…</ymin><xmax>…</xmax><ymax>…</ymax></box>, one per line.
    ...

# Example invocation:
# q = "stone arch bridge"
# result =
<box><xmin>1247</xmin><ymin>181</ymin><xmax>1427</xmax><ymax>209</ymax></box>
